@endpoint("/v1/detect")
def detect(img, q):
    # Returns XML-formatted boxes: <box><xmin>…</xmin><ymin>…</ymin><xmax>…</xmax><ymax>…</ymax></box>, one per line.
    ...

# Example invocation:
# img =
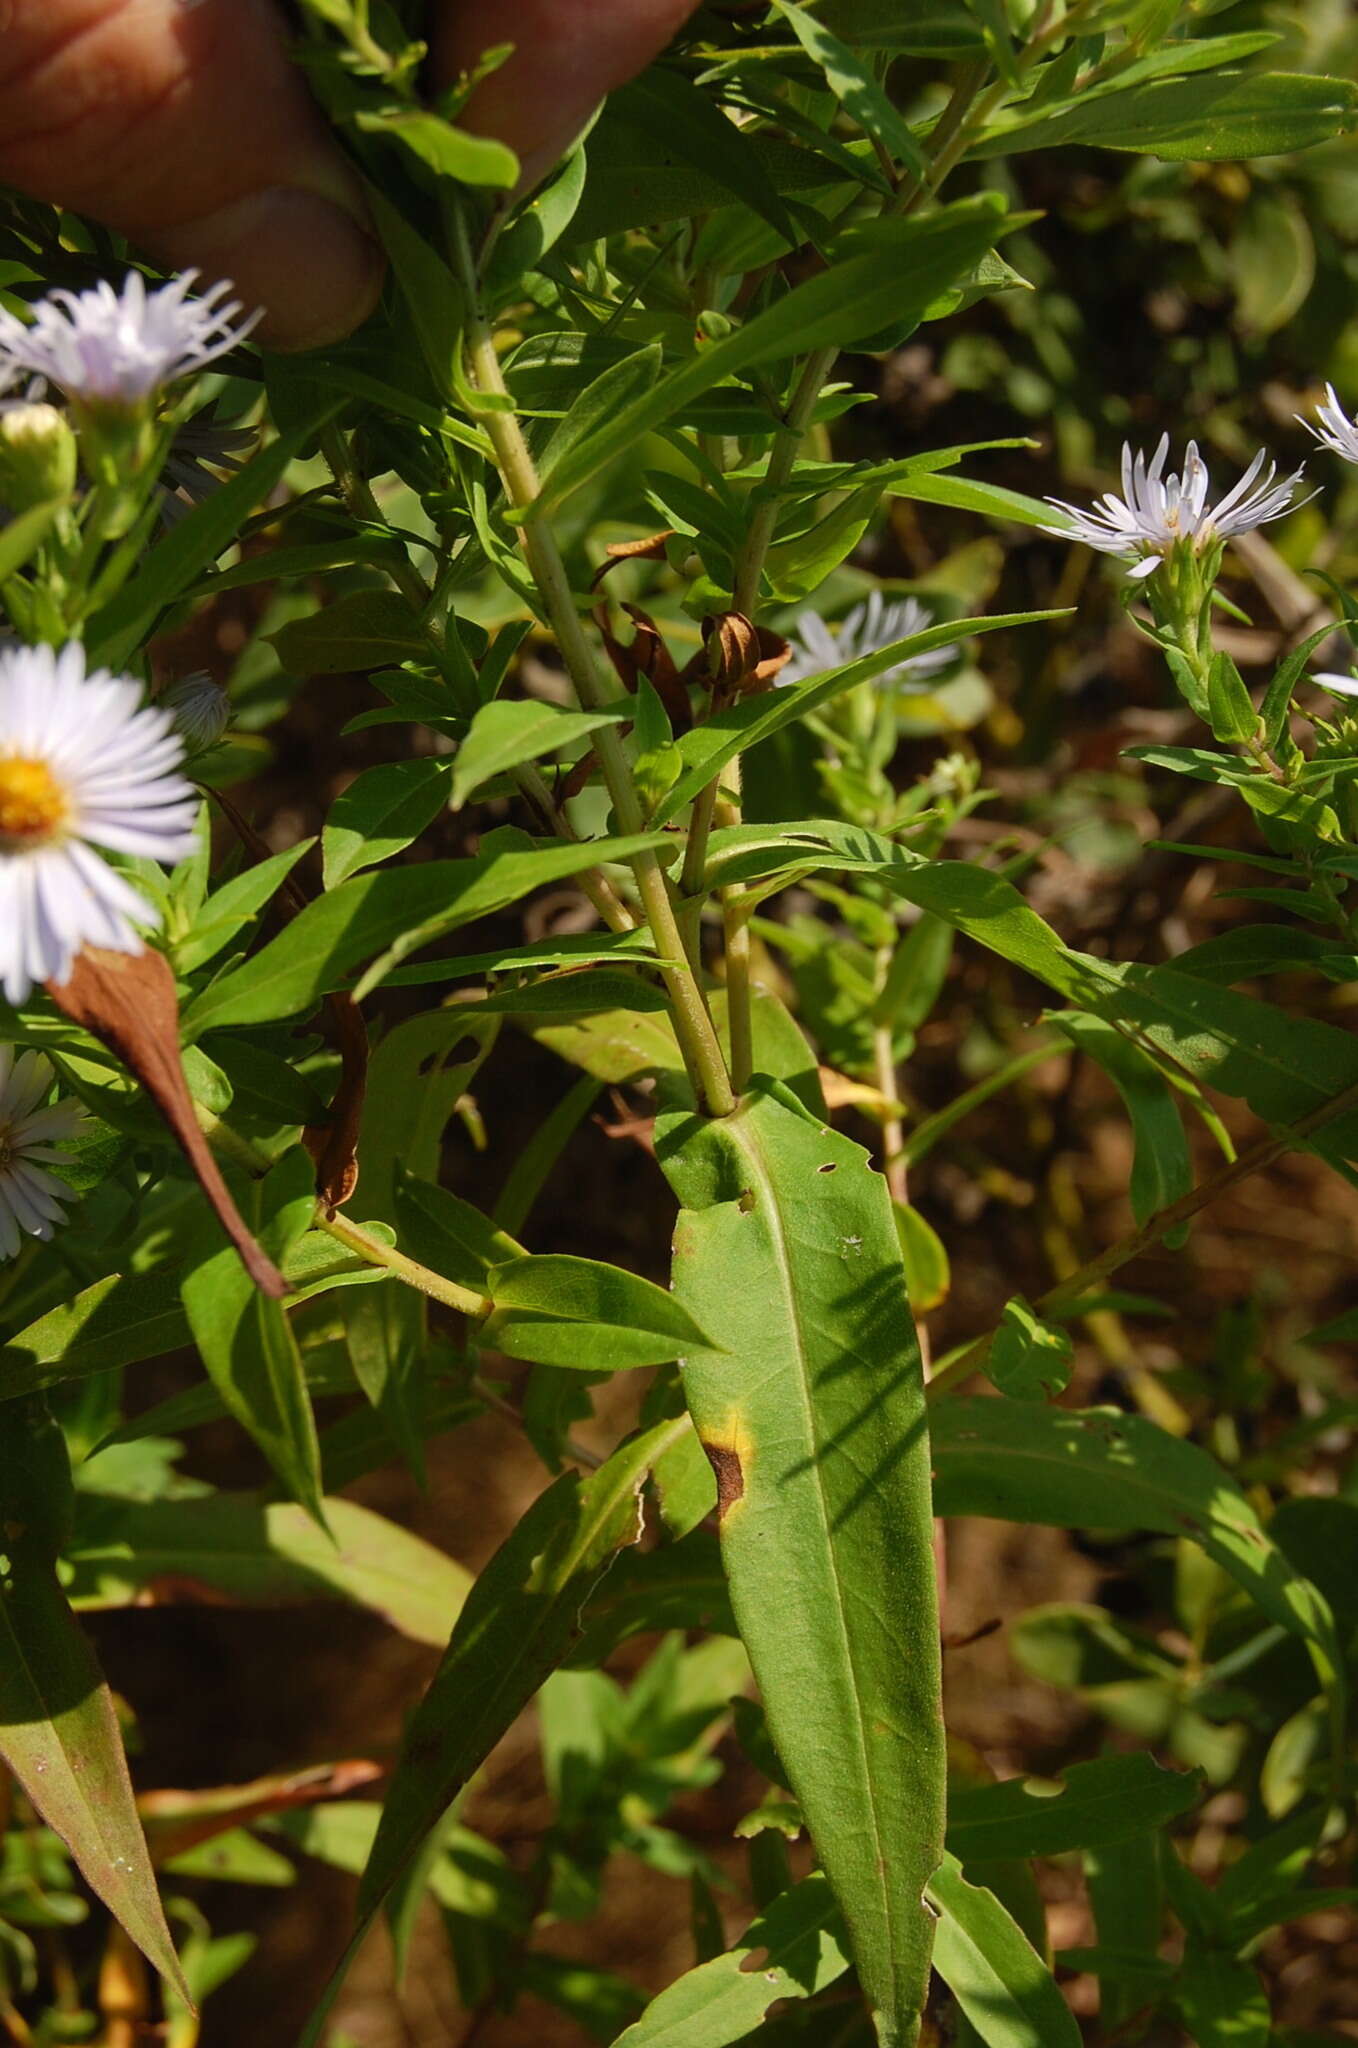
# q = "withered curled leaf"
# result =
<box><xmin>47</xmin><ymin>946</ymin><xmax>288</xmax><ymax>1298</ymax></box>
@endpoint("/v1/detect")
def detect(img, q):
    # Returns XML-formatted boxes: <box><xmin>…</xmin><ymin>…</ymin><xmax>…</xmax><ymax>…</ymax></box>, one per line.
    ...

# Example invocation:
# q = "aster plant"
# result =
<box><xmin>0</xmin><ymin>9</ymin><xmax>1357</xmax><ymax>2048</ymax></box>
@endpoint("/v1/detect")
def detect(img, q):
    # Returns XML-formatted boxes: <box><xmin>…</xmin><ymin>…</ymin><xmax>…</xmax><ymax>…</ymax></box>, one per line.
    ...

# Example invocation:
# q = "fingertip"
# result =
<box><xmin>434</xmin><ymin>0</ymin><xmax>701</xmax><ymax>187</ymax></box>
<box><xmin>0</xmin><ymin>0</ymin><xmax>386</xmax><ymax>351</ymax></box>
<box><xmin>141</xmin><ymin>180</ymin><xmax>386</xmax><ymax>353</ymax></box>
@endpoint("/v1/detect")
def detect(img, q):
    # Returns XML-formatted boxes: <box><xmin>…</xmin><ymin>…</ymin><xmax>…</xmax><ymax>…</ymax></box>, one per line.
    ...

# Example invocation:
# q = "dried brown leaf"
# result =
<box><xmin>47</xmin><ymin>947</ymin><xmax>287</xmax><ymax>1298</ymax></box>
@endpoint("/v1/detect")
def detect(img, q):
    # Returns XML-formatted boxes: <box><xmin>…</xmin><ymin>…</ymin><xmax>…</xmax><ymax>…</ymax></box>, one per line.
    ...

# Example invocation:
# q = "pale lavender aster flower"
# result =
<box><xmin>777</xmin><ymin>591</ymin><xmax>953</xmax><ymax>690</ymax></box>
<box><xmin>0</xmin><ymin>1045</ymin><xmax>83</xmax><ymax>1259</ymax></box>
<box><xmin>0</xmin><ymin>270</ymin><xmax>259</xmax><ymax>410</ymax></box>
<box><xmin>1043</xmin><ymin>435</ymin><xmax>1305</xmax><ymax>580</ymax></box>
<box><xmin>0</xmin><ymin>643</ymin><xmax>199</xmax><ymax>1005</ymax></box>
<box><xmin>161</xmin><ymin>673</ymin><xmax>230</xmax><ymax>755</ymax></box>
<box><xmin>1302</xmin><ymin>384</ymin><xmax>1358</xmax><ymax>466</ymax></box>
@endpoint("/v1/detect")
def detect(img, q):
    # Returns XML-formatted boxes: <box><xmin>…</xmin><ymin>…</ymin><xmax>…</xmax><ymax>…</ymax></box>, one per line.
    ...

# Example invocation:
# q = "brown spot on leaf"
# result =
<box><xmin>47</xmin><ymin>947</ymin><xmax>287</xmax><ymax>1298</ymax></box>
<box><xmin>703</xmin><ymin>1440</ymin><xmax>746</xmax><ymax>1522</ymax></box>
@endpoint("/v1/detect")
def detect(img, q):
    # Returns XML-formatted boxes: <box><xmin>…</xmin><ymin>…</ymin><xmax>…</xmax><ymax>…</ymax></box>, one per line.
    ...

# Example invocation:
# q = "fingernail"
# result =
<box><xmin>142</xmin><ymin>185</ymin><xmax>385</xmax><ymax>352</ymax></box>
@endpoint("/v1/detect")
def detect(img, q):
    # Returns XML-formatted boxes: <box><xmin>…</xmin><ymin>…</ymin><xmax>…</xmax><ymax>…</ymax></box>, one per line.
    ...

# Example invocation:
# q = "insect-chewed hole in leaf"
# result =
<box><xmin>1019</xmin><ymin>1774</ymin><xmax>1065</xmax><ymax>1799</ymax></box>
<box><xmin>737</xmin><ymin>1947</ymin><xmax>771</xmax><ymax>1975</ymax></box>
<box><xmin>817</xmin><ymin>1161</ymin><xmax>837</xmax><ymax>1174</ymax></box>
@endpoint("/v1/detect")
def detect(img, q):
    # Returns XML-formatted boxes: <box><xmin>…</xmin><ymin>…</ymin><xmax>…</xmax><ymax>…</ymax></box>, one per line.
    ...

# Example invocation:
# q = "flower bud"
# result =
<box><xmin>162</xmin><ymin>674</ymin><xmax>230</xmax><ymax>756</ymax></box>
<box><xmin>702</xmin><ymin>610</ymin><xmax>760</xmax><ymax>687</ymax></box>
<box><xmin>695</xmin><ymin>310</ymin><xmax>736</xmax><ymax>344</ymax></box>
<box><xmin>0</xmin><ymin>402</ymin><xmax>77</xmax><ymax>511</ymax></box>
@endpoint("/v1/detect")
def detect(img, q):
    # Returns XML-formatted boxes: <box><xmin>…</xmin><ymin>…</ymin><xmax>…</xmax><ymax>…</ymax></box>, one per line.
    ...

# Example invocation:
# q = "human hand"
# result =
<box><xmin>0</xmin><ymin>0</ymin><xmax>698</xmax><ymax>351</ymax></box>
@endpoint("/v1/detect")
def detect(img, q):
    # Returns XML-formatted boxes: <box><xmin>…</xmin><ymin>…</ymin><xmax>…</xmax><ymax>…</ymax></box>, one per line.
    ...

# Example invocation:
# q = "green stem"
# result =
<box><xmin>872</xmin><ymin>945</ymin><xmax>908</xmax><ymax>1207</ymax></box>
<box><xmin>322</xmin><ymin>422</ymin><xmax>634</xmax><ymax>936</ymax></box>
<box><xmin>732</xmin><ymin>345</ymin><xmax>839</xmax><ymax>619</ymax></box>
<box><xmin>897</xmin><ymin>2</ymin><xmax>1087</xmax><ymax>217</ymax></box>
<box><xmin>679</xmin><ymin>775</ymin><xmax>724</xmax><ymax>901</ymax></box>
<box><xmin>675</xmin><ymin>344</ymin><xmax>841</xmax><ymax>1061</ymax></box>
<box><xmin>724</xmin><ymin>894</ymin><xmax>755</xmax><ymax>1092</ymax></box>
<box><xmin>316</xmin><ymin>1207</ymin><xmax>489</xmax><ymax>1318</ymax></box>
<box><xmin>455</xmin><ymin>242</ymin><xmax>735</xmax><ymax>1116</ymax></box>
<box><xmin>513</xmin><ymin>763</ymin><xmax>636</xmax><ymax>933</ymax></box>
<box><xmin>896</xmin><ymin>58</ymin><xmax>991</xmax><ymax>215</ymax></box>
<box><xmin>322</xmin><ymin>423</ymin><xmax>437</xmax><ymax>627</ymax></box>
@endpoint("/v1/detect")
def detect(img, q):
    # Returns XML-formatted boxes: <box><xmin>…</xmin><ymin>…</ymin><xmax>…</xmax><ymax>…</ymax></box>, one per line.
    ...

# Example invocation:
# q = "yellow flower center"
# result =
<box><xmin>0</xmin><ymin>756</ymin><xmax>70</xmax><ymax>849</ymax></box>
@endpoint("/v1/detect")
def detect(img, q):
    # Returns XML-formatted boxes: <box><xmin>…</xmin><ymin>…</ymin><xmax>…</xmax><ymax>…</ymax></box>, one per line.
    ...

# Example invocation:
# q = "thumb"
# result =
<box><xmin>435</xmin><ymin>0</ymin><xmax>702</xmax><ymax>190</ymax></box>
<box><xmin>0</xmin><ymin>0</ymin><xmax>384</xmax><ymax>351</ymax></box>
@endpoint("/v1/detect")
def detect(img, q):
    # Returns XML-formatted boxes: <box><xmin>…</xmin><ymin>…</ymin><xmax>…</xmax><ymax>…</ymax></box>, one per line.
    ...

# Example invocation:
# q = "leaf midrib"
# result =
<box><xmin>728</xmin><ymin>1119</ymin><xmax>902</xmax><ymax>1992</ymax></box>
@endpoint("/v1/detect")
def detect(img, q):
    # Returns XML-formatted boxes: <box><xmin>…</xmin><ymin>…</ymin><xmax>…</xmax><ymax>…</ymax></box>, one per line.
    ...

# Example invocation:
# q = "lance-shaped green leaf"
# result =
<box><xmin>612</xmin><ymin>73</ymin><xmax>797</xmax><ymax>242</ymax></box>
<box><xmin>1053</xmin><ymin>1014</ymin><xmax>1192</xmax><ymax>1227</ymax></box>
<box><xmin>300</xmin><ymin>1417</ymin><xmax>687</xmax><ymax>2045</ymax></box>
<box><xmin>346</xmin><ymin>1013</ymin><xmax>500</xmax><ymax>1473</ymax></box>
<box><xmin>483</xmin><ymin>1254</ymin><xmax>721</xmax><ymax>1371</ymax></box>
<box><xmin>927</xmin><ymin>1852</ymin><xmax>1081</xmax><ymax>2048</ymax></box>
<box><xmin>771</xmin><ymin>1</ymin><xmax>926</xmax><ymax>174</ymax></box>
<box><xmin>972</xmin><ymin>68</ymin><xmax>1358</xmax><ymax>162</ymax></box>
<box><xmin>538</xmin><ymin>198</ymin><xmax>1006</xmax><ymax>511</ymax></box>
<box><xmin>0</xmin><ymin>1537</ymin><xmax>187</xmax><ymax>1997</ymax></box>
<box><xmin>1084</xmin><ymin>1831</ymin><xmax>1164</xmax><ymax>2034</ymax></box>
<box><xmin>704</xmin><ymin>821</ymin><xmax>1358</xmax><ymax>1176</ymax></box>
<box><xmin>322</xmin><ymin>759</ymin><xmax>454</xmax><ymax>887</ymax></box>
<box><xmin>658</xmin><ymin>1081</ymin><xmax>943</xmax><ymax>2048</ymax></box>
<box><xmin>0</xmin><ymin>1228</ymin><xmax>389</xmax><ymax>1402</ymax></box>
<box><xmin>947</xmin><ymin>1755</ymin><xmax>1201</xmax><ymax>1866</ymax></box>
<box><xmin>395</xmin><ymin>1172</ymin><xmax>524</xmax><ymax>1294</ymax></box>
<box><xmin>1</xmin><ymin>1267</ymin><xmax>190</xmax><ymax>1393</ymax></box>
<box><xmin>182</xmin><ymin>832</ymin><xmax>669</xmax><ymax>1032</ymax></box>
<box><xmin>65</xmin><ymin>1494</ymin><xmax>469</xmax><ymax>1647</ymax></box>
<box><xmin>612</xmin><ymin>1874</ymin><xmax>850</xmax><ymax>2047</ymax></box>
<box><xmin>0</xmin><ymin>496</ymin><xmax>67</xmax><ymax>582</ymax></box>
<box><xmin>451</xmin><ymin>699</ymin><xmax>626</xmax><ymax>809</ymax></box>
<box><xmin>931</xmin><ymin>1398</ymin><xmax>1342</xmax><ymax>1705</ymax></box>
<box><xmin>180</xmin><ymin>1149</ymin><xmax>324</xmax><ymax>1523</ymax></box>
<box><xmin>175</xmin><ymin>840</ymin><xmax>314</xmax><ymax>975</ymax></box>
<box><xmin>269</xmin><ymin>591</ymin><xmax>430</xmax><ymax>676</ymax></box>
<box><xmin>1174</xmin><ymin>1951</ymin><xmax>1271</xmax><ymax>2048</ymax></box>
